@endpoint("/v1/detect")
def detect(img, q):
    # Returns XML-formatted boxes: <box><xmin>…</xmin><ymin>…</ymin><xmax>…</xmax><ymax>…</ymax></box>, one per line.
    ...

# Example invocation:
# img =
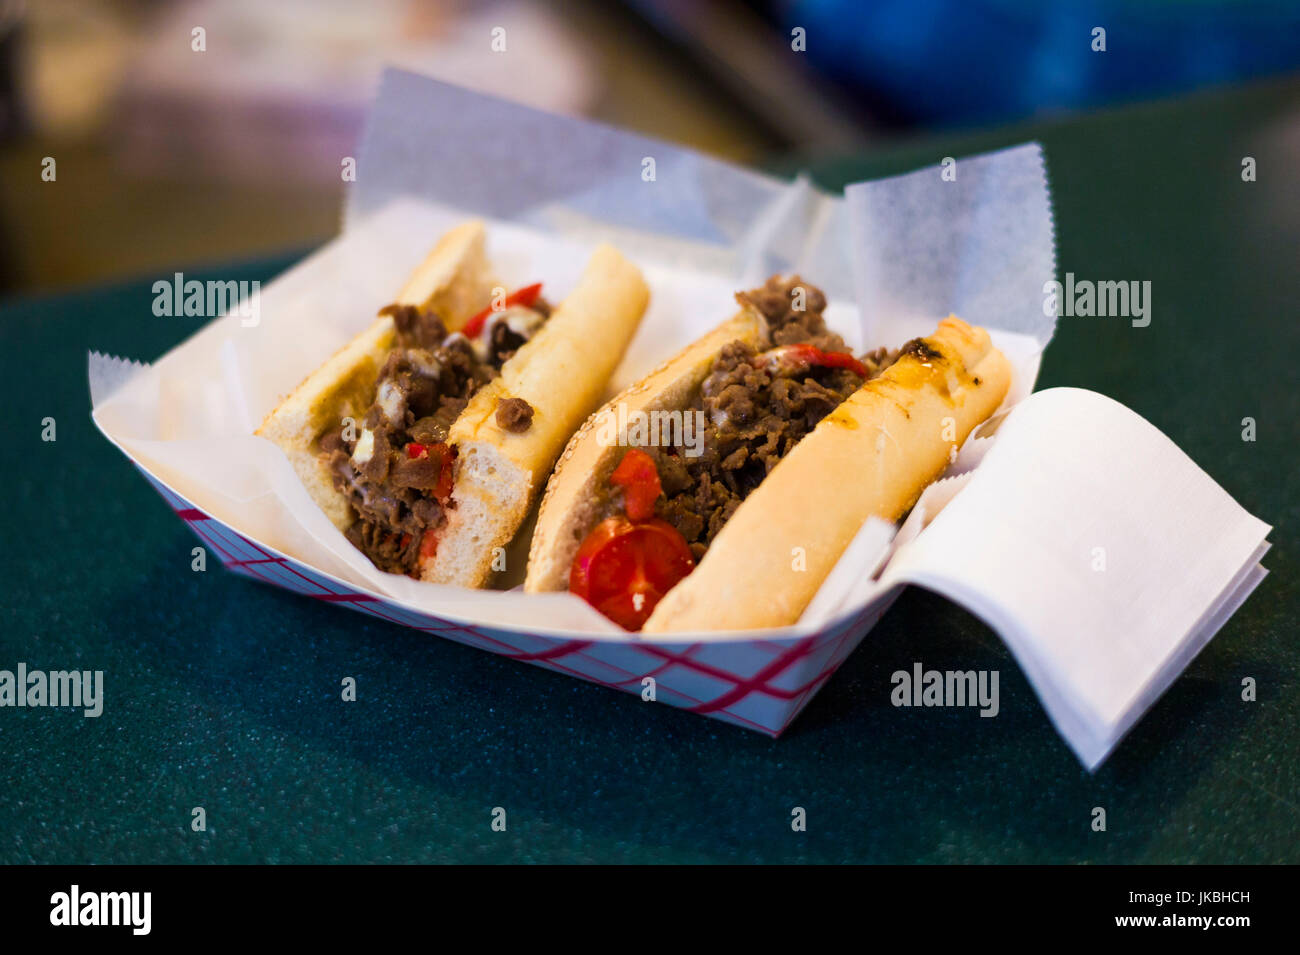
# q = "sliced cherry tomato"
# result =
<box><xmin>609</xmin><ymin>448</ymin><xmax>661</xmax><ymax>522</ymax></box>
<box><xmin>570</xmin><ymin>516</ymin><xmax>695</xmax><ymax>631</ymax></box>
<box><xmin>462</xmin><ymin>283</ymin><xmax>544</xmax><ymax>338</ymax></box>
<box><xmin>406</xmin><ymin>442</ymin><xmax>427</xmax><ymax>459</ymax></box>
<box><xmin>755</xmin><ymin>343</ymin><xmax>869</xmax><ymax>379</ymax></box>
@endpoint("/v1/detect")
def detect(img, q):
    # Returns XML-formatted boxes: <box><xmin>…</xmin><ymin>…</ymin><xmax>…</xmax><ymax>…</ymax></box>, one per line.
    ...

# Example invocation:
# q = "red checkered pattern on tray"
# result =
<box><xmin>144</xmin><ymin>469</ymin><xmax>888</xmax><ymax>735</ymax></box>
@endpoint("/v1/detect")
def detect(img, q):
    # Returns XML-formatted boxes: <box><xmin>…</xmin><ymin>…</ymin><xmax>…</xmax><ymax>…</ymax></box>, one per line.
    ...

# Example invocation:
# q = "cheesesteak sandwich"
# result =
<box><xmin>525</xmin><ymin>275</ymin><xmax>1011</xmax><ymax>631</ymax></box>
<box><xmin>257</xmin><ymin>220</ymin><xmax>650</xmax><ymax>586</ymax></box>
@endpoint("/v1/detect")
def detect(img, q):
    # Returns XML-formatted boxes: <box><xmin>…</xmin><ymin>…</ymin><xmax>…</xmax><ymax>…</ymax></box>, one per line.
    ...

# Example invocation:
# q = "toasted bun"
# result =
<box><xmin>524</xmin><ymin>307</ymin><xmax>767</xmax><ymax>593</ymax></box>
<box><xmin>641</xmin><ymin>316</ymin><xmax>1011</xmax><ymax>632</ymax></box>
<box><xmin>255</xmin><ymin>220</ymin><xmax>496</xmax><ymax>530</ymax></box>
<box><xmin>424</xmin><ymin>244</ymin><xmax>651</xmax><ymax>587</ymax></box>
<box><xmin>396</xmin><ymin>220</ymin><xmax>499</xmax><ymax>332</ymax></box>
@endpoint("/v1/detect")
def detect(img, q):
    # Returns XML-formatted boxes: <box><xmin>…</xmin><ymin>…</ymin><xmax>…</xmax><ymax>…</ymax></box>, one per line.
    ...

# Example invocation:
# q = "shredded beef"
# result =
<box><xmin>899</xmin><ymin>337</ymin><xmax>943</xmax><ymax>362</ymax></box>
<box><xmin>345</xmin><ymin>520</ymin><xmax>422</xmax><ymax>575</ymax></box>
<box><xmin>390</xmin><ymin>454</ymin><xmax>443</xmax><ymax>490</ymax></box>
<box><xmin>737</xmin><ymin>273</ymin><xmax>837</xmax><ymax>350</ymax></box>
<box><xmin>381</xmin><ymin>303</ymin><xmax>449</xmax><ymax>349</ymax></box>
<box><xmin>487</xmin><ymin>321</ymin><xmax>526</xmax><ymax>367</ymax></box>
<box><xmin>319</xmin><ymin>301</ymin><xmax>520</xmax><ymax>576</ymax></box>
<box><xmin>495</xmin><ymin>397</ymin><xmax>534</xmax><ymax>433</ymax></box>
<box><xmin>484</xmin><ymin>297</ymin><xmax>552</xmax><ymax>369</ymax></box>
<box><xmin>409</xmin><ymin>397</ymin><xmax>466</xmax><ymax>446</ymax></box>
<box><xmin>318</xmin><ymin>429</ymin><xmax>345</xmax><ymax>454</ymax></box>
<box><xmin>633</xmin><ymin>276</ymin><xmax>898</xmax><ymax>560</ymax></box>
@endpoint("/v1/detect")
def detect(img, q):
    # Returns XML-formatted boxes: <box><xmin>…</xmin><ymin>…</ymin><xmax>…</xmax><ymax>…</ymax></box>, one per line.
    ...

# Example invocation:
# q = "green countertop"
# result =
<box><xmin>2</xmin><ymin>77</ymin><xmax>1296</xmax><ymax>864</ymax></box>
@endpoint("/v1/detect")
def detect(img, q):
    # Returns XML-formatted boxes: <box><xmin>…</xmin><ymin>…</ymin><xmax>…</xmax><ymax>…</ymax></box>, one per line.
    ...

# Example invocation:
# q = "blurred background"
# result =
<box><xmin>3</xmin><ymin>0</ymin><xmax>1300</xmax><ymax>298</ymax></box>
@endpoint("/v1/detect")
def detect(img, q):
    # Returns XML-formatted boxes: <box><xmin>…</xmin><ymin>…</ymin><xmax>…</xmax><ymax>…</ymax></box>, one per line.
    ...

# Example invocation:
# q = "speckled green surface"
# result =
<box><xmin>2</xmin><ymin>79</ymin><xmax>1296</xmax><ymax>864</ymax></box>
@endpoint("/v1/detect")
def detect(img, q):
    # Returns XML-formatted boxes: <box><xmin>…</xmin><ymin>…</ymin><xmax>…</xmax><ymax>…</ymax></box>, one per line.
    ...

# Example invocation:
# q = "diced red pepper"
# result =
<box><xmin>406</xmin><ymin>441</ymin><xmax>456</xmax><ymax>500</ymax></box>
<box><xmin>415</xmin><ymin>445</ymin><xmax>456</xmax><ymax>563</ymax></box>
<box><xmin>755</xmin><ymin>343</ymin><xmax>869</xmax><ymax>379</ymax></box>
<box><xmin>430</xmin><ymin>442</ymin><xmax>456</xmax><ymax>503</ymax></box>
<box><xmin>419</xmin><ymin>528</ymin><xmax>439</xmax><ymax>561</ymax></box>
<box><xmin>462</xmin><ymin>283</ymin><xmax>544</xmax><ymax>338</ymax></box>
<box><xmin>609</xmin><ymin>448</ymin><xmax>661</xmax><ymax>522</ymax></box>
<box><xmin>569</xmin><ymin>516</ymin><xmax>695</xmax><ymax>631</ymax></box>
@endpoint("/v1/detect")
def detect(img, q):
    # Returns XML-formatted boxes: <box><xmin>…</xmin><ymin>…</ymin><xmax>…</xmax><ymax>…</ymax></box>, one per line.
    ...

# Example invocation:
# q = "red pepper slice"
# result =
<box><xmin>755</xmin><ymin>343</ymin><xmax>869</xmax><ymax>379</ymax></box>
<box><xmin>414</xmin><ymin>445</ymin><xmax>456</xmax><ymax>564</ymax></box>
<box><xmin>419</xmin><ymin>527</ymin><xmax>439</xmax><ymax>561</ymax></box>
<box><xmin>461</xmin><ymin>283</ymin><xmax>544</xmax><ymax>339</ymax></box>
<box><xmin>570</xmin><ymin>516</ymin><xmax>695</xmax><ymax>631</ymax></box>
<box><xmin>609</xmin><ymin>448</ymin><xmax>661</xmax><ymax>522</ymax></box>
<box><xmin>431</xmin><ymin>442</ymin><xmax>455</xmax><ymax>503</ymax></box>
<box><xmin>408</xmin><ymin>442</ymin><xmax>456</xmax><ymax>500</ymax></box>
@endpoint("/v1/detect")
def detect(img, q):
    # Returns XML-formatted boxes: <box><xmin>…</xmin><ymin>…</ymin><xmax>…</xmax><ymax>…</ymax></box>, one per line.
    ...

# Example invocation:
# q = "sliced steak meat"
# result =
<box><xmin>318</xmin><ymin>298</ymin><xmax>544</xmax><ymax>577</ymax></box>
<box><xmin>495</xmin><ymin>397</ymin><xmax>534</xmax><ymax>433</ymax></box>
<box><xmin>344</xmin><ymin>520</ymin><xmax>422</xmax><ymax>576</ymax></box>
<box><xmin>409</xmin><ymin>396</ymin><xmax>466</xmax><ymax>446</ymax></box>
<box><xmin>483</xmin><ymin>299</ymin><xmax>551</xmax><ymax>370</ymax></box>
<box><xmin>381</xmin><ymin>302</ymin><xmax>449</xmax><ymax>349</ymax></box>
<box><xmin>629</xmin><ymin>277</ymin><xmax>899</xmax><ymax>559</ymax></box>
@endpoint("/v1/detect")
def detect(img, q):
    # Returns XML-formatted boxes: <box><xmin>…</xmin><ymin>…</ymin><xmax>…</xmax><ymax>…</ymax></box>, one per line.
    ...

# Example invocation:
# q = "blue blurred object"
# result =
<box><xmin>788</xmin><ymin>0</ymin><xmax>1300</xmax><ymax>125</ymax></box>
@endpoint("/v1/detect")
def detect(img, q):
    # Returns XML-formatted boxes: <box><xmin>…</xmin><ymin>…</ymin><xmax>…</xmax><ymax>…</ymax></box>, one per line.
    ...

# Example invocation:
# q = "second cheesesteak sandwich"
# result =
<box><xmin>525</xmin><ymin>275</ymin><xmax>1011</xmax><ymax>631</ymax></box>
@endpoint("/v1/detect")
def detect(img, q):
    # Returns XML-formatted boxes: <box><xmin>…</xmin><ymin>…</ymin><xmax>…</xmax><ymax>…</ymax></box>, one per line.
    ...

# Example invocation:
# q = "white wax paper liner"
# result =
<box><xmin>88</xmin><ymin>69</ymin><xmax>1087</xmax><ymax>740</ymax></box>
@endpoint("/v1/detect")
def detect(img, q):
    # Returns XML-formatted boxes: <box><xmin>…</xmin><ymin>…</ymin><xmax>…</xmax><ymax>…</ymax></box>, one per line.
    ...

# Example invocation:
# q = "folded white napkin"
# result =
<box><xmin>881</xmin><ymin>387</ymin><xmax>1271</xmax><ymax>768</ymax></box>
